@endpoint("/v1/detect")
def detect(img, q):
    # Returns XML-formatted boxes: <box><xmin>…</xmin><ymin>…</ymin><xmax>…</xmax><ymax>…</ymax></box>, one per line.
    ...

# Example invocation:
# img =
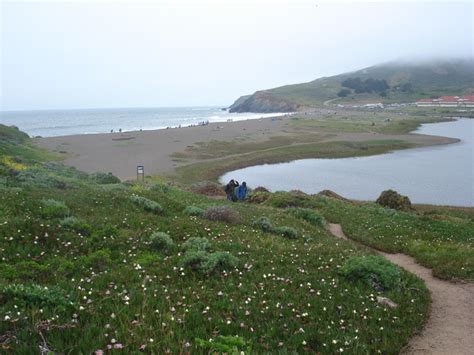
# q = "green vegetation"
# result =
<box><xmin>129</xmin><ymin>194</ymin><xmax>163</xmax><ymax>213</ymax></box>
<box><xmin>0</xmin><ymin>124</ymin><xmax>437</xmax><ymax>353</ymax></box>
<box><xmin>40</xmin><ymin>198</ymin><xmax>70</xmax><ymax>219</ymax></box>
<box><xmin>340</xmin><ymin>256</ymin><xmax>401</xmax><ymax>291</ymax></box>
<box><xmin>230</xmin><ymin>59</ymin><xmax>474</xmax><ymax>111</ymax></box>
<box><xmin>317</xmin><ymin>197</ymin><xmax>474</xmax><ymax>281</ymax></box>
<box><xmin>149</xmin><ymin>231</ymin><xmax>175</xmax><ymax>255</ymax></box>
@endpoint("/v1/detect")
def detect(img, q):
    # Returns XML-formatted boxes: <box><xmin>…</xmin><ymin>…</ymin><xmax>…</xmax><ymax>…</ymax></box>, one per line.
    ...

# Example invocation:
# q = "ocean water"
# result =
<box><xmin>221</xmin><ymin>118</ymin><xmax>474</xmax><ymax>206</ymax></box>
<box><xmin>0</xmin><ymin>107</ymin><xmax>288</xmax><ymax>138</ymax></box>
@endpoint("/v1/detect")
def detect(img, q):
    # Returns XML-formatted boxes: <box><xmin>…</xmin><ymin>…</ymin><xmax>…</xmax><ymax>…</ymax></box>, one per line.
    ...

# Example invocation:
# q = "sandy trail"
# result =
<box><xmin>328</xmin><ymin>223</ymin><xmax>474</xmax><ymax>355</ymax></box>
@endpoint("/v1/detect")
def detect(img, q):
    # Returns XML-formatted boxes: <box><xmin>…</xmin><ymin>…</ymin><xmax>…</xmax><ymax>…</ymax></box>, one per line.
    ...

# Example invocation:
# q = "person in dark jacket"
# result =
<box><xmin>237</xmin><ymin>181</ymin><xmax>248</xmax><ymax>201</ymax></box>
<box><xmin>224</xmin><ymin>179</ymin><xmax>239</xmax><ymax>201</ymax></box>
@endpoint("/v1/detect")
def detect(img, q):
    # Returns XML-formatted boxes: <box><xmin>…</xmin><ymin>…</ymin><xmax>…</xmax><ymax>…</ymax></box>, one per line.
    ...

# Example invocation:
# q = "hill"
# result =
<box><xmin>1</xmin><ymin>124</ymin><xmax>473</xmax><ymax>352</ymax></box>
<box><xmin>229</xmin><ymin>58</ymin><xmax>474</xmax><ymax>112</ymax></box>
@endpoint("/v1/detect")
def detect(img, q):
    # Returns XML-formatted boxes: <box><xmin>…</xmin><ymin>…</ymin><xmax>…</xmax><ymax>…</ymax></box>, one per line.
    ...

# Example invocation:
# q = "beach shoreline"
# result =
<box><xmin>35</xmin><ymin>109</ymin><xmax>460</xmax><ymax>182</ymax></box>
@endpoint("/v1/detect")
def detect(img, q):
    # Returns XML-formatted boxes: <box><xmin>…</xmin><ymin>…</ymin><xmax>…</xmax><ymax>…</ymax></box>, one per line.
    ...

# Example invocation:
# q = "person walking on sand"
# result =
<box><xmin>224</xmin><ymin>179</ymin><xmax>239</xmax><ymax>201</ymax></box>
<box><xmin>237</xmin><ymin>181</ymin><xmax>248</xmax><ymax>201</ymax></box>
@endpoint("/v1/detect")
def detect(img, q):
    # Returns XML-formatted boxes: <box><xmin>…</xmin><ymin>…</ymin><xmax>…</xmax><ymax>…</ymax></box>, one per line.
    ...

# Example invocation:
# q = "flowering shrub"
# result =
<box><xmin>286</xmin><ymin>207</ymin><xmax>326</xmax><ymax>227</ymax></box>
<box><xmin>40</xmin><ymin>199</ymin><xmax>70</xmax><ymax>218</ymax></box>
<box><xmin>340</xmin><ymin>255</ymin><xmax>401</xmax><ymax>291</ymax></box>
<box><xmin>149</xmin><ymin>232</ymin><xmax>175</xmax><ymax>255</ymax></box>
<box><xmin>183</xmin><ymin>206</ymin><xmax>205</xmax><ymax>217</ymax></box>
<box><xmin>202</xmin><ymin>206</ymin><xmax>240</xmax><ymax>224</ymax></box>
<box><xmin>129</xmin><ymin>195</ymin><xmax>163</xmax><ymax>213</ymax></box>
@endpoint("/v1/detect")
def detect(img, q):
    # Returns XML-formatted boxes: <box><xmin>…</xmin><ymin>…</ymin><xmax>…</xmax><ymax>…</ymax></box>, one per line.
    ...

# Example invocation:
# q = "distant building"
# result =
<box><xmin>416</xmin><ymin>95</ymin><xmax>474</xmax><ymax>107</ymax></box>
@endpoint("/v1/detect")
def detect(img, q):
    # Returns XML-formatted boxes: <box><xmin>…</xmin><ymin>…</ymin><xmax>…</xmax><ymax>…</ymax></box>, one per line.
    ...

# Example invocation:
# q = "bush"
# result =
<box><xmin>286</xmin><ymin>207</ymin><xmax>326</xmax><ymax>227</ymax></box>
<box><xmin>252</xmin><ymin>216</ymin><xmax>273</xmax><ymax>232</ymax></box>
<box><xmin>60</xmin><ymin>216</ymin><xmax>92</xmax><ymax>236</ymax></box>
<box><xmin>149</xmin><ymin>232</ymin><xmax>175</xmax><ymax>254</ymax></box>
<box><xmin>0</xmin><ymin>284</ymin><xmax>75</xmax><ymax>311</ymax></box>
<box><xmin>181</xmin><ymin>250</ymin><xmax>238</xmax><ymax>274</ymax></box>
<box><xmin>183</xmin><ymin>206</ymin><xmax>205</xmax><ymax>217</ymax></box>
<box><xmin>182</xmin><ymin>237</ymin><xmax>211</xmax><ymax>252</ymax></box>
<box><xmin>265</xmin><ymin>191</ymin><xmax>318</xmax><ymax>209</ymax></box>
<box><xmin>150</xmin><ymin>183</ymin><xmax>171</xmax><ymax>193</ymax></box>
<box><xmin>129</xmin><ymin>195</ymin><xmax>163</xmax><ymax>213</ymax></box>
<box><xmin>340</xmin><ymin>255</ymin><xmax>401</xmax><ymax>291</ymax></box>
<box><xmin>272</xmin><ymin>226</ymin><xmax>299</xmax><ymax>239</ymax></box>
<box><xmin>81</xmin><ymin>249</ymin><xmax>112</xmax><ymax>271</ymax></box>
<box><xmin>253</xmin><ymin>186</ymin><xmax>269</xmax><ymax>193</ymax></box>
<box><xmin>90</xmin><ymin>172</ymin><xmax>121</xmax><ymax>184</ymax></box>
<box><xmin>376</xmin><ymin>190</ymin><xmax>412</xmax><ymax>211</ymax></box>
<box><xmin>248</xmin><ymin>192</ymin><xmax>270</xmax><ymax>204</ymax></box>
<box><xmin>203</xmin><ymin>206</ymin><xmax>240</xmax><ymax>223</ymax></box>
<box><xmin>190</xmin><ymin>181</ymin><xmax>226</xmax><ymax>197</ymax></box>
<box><xmin>40</xmin><ymin>199</ymin><xmax>70</xmax><ymax>218</ymax></box>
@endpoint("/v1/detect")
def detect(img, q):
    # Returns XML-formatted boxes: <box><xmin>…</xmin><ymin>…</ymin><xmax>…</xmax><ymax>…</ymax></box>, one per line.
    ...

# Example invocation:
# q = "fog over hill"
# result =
<box><xmin>229</xmin><ymin>58</ymin><xmax>474</xmax><ymax>113</ymax></box>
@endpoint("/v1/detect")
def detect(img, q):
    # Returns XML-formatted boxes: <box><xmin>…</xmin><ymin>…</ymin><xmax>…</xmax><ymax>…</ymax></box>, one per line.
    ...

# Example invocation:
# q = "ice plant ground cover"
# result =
<box><xmin>0</xmin><ymin>124</ymin><xmax>472</xmax><ymax>353</ymax></box>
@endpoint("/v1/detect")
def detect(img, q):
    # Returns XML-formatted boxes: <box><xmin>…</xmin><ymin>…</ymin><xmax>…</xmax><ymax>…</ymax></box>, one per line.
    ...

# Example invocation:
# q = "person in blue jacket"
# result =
<box><xmin>237</xmin><ymin>181</ymin><xmax>248</xmax><ymax>201</ymax></box>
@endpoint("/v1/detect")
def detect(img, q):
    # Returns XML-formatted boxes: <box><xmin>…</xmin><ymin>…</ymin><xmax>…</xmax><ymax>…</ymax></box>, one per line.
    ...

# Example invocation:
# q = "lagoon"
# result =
<box><xmin>221</xmin><ymin>118</ymin><xmax>474</xmax><ymax>206</ymax></box>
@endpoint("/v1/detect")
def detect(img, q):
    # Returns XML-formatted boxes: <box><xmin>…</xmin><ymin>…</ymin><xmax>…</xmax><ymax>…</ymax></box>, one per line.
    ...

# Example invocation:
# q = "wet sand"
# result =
<box><xmin>36</xmin><ymin>114</ymin><xmax>458</xmax><ymax>180</ymax></box>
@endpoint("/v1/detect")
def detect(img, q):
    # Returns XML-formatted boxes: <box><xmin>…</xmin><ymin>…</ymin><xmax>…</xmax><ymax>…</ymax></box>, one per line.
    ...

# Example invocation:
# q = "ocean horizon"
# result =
<box><xmin>0</xmin><ymin>106</ymin><xmax>288</xmax><ymax>138</ymax></box>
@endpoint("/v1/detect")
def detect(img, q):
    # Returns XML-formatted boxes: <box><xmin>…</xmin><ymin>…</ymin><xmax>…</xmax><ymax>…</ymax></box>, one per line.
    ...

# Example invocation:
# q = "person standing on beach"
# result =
<box><xmin>237</xmin><ymin>181</ymin><xmax>248</xmax><ymax>201</ymax></box>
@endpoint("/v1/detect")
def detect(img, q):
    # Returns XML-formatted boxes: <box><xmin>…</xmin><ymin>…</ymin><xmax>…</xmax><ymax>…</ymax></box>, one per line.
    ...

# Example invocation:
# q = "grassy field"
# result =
<box><xmin>0</xmin><ymin>124</ymin><xmax>435</xmax><ymax>353</ymax></box>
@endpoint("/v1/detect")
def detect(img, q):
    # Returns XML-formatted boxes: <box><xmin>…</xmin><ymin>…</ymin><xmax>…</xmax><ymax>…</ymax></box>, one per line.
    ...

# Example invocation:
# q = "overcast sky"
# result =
<box><xmin>1</xmin><ymin>0</ymin><xmax>472</xmax><ymax>111</ymax></box>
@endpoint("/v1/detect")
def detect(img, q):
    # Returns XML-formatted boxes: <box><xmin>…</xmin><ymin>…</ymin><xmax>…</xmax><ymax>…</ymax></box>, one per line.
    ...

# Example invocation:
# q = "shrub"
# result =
<box><xmin>200</xmin><ymin>252</ymin><xmax>239</xmax><ymax>274</ymax></box>
<box><xmin>150</xmin><ymin>183</ymin><xmax>171</xmax><ymax>193</ymax></box>
<box><xmin>273</xmin><ymin>226</ymin><xmax>299</xmax><ymax>239</ymax></box>
<box><xmin>60</xmin><ymin>216</ymin><xmax>92</xmax><ymax>236</ymax></box>
<box><xmin>81</xmin><ymin>249</ymin><xmax>112</xmax><ymax>271</ymax></box>
<box><xmin>376</xmin><ymin>189</ymin><xmax>412</xmax><ymax>211</ymax></box>
<box><xmin>40</xmin><ymin>199</ymin><xmax>70</xmax><ymax>218</ymax></box>
<box><xmin>286</xmin><ymin>207</ymin><xmax>326</xmax><ymax>227</ymax></box>
<box><xmin>248</xmin><ymin>192</ymin><xmax>270</xmax><ymax>204</ymax></box>
<box><xmin>253</xmin><ymin>186</ymin><xmax>269</xmax><ymax>193</ymax></box>
<box><xmin>252</xmin><ymin>216</ymin><xmax>273</xmax><ymax>232</ymax></box>
<box><xmin>183</xmin><ymin>206</ymin><xmax>205</xmax><ymax>217</ymax></box>
<box><xmin>265</xmin><ymin>191</ymin><xmax>317</xmax><ymax>209</ymax></box>
<box><xmin>90</xmin><ymin>172</ymin><xmax>121</xmax><ymax>184</ymax></box>
<box><xmin>0</xmin><ymin>284</ymin><xmax>75</xmax><ymax>311</ymax></box>
<box><xmin>129</xmin><ymin>195</ymin><xmax>163</xmax><ymax>213</ymax></box>
<box><xmin>340</xmin><ymin>255</ymin><xmax>401</xmax><ymax>291</ymax></box>
<box><xmin>190</xmin><ymin>181</ymin><xmax>226</xmax><ymax>197</ymax></box>
<box><xmin>182</xmin><ymin>237</ymin><xmax>211</xmax><ymax>252</ymax></box>
<box><xmin>181</xmin><ymin>250</ymin><xmax>238</xmax><ymax>274</ymax></box>
<box><xmin>181</xmin><ymin>250</ymin><xmax>209</xmax><ymax>271</ymax></box>
<box><xmin>196</xmin><ymin>335</ymin><xmax>250</xmax><ymax>353</ymax></box>
<box><xmin>149</xmin><ymin>232</ymin><xmax>175</xmax><ymax>254</ymax></box>
<box><xmin>203</xmin><ymin>206</ymin><xmax>240</xmax><ymax>223</ymax></box>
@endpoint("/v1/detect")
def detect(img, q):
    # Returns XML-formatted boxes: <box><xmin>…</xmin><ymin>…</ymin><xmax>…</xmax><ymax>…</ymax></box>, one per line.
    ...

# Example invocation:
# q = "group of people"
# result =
<box><xmin>224</xmin><ymin>179</ymin><xmax>247</xmax><ymax>202</ymax></box>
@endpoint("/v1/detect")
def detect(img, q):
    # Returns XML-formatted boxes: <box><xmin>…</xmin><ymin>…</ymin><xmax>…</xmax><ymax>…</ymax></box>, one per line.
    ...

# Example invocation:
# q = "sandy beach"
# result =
<box><xmin>35</xmin><ymin>111</ymin><xmax>458</xmax><ymax>181</ymax></box>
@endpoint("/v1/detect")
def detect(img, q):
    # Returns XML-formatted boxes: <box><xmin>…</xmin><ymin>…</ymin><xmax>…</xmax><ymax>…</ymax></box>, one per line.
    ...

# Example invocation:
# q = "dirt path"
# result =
<box><xmin>328</xmin><ymin>223</ymin><xmax>474</xmax><ymax>355</ymax></box>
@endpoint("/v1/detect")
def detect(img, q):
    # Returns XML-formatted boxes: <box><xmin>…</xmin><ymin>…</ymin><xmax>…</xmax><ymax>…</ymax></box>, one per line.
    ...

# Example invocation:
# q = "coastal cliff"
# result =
<box><xmin>229</xmin><ymin>59</ymin><xmax>474</xmax><ymax>113</ymax></box>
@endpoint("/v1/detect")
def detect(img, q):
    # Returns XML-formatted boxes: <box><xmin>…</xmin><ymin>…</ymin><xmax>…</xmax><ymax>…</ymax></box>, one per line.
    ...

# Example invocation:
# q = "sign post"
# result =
<box><xmin>137</xmin><ymin>165</ymin><xmax>144</xmax><ymax>182</ymax></box>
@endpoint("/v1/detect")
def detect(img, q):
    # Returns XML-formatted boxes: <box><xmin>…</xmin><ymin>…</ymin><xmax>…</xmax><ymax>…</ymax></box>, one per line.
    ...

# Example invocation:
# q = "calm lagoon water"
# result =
<box><xmin>221</xmin><ymin>118</ymin><xmax>474</xmax><ymax>206</ymax></box>
<box><xmin>0</xmin><ymin>107</ymin><xmax>287</xmax><ymax>137</ymax></box>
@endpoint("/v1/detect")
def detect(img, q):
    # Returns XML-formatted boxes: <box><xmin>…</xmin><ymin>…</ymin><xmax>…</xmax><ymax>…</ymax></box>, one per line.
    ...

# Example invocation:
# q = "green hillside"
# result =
<box><xmin>229</xmin><ymin>59</ymin><xmax>474</xmax><ymax>112</ymax></box>
<box><xmin>1</xmin><ymin>124</ymin><xmax>473</xmax><ymax>352</ymax></box>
